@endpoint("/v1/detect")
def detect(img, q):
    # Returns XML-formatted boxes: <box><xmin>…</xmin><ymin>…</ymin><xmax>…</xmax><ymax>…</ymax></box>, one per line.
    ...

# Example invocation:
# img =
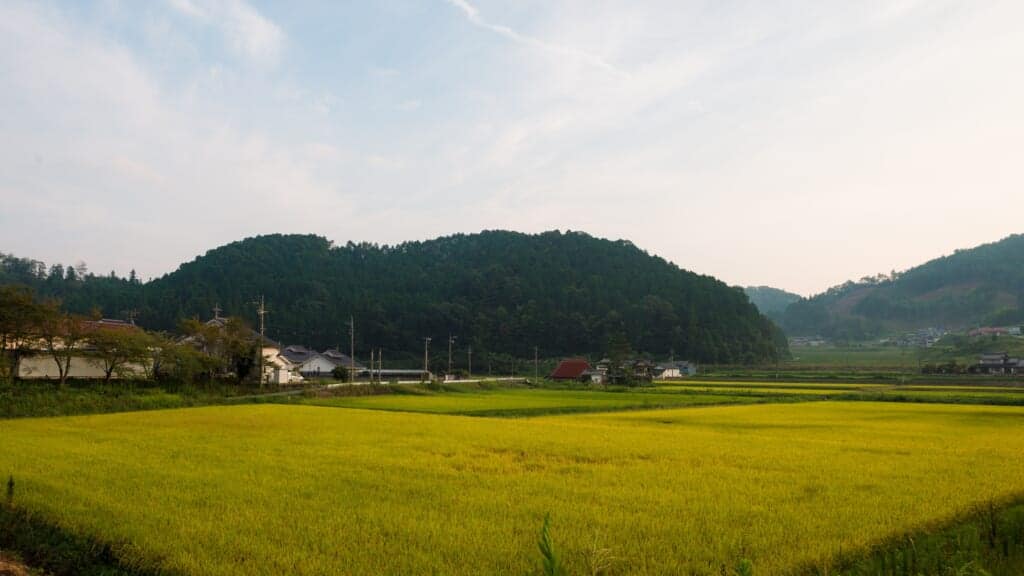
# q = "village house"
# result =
<box><xmin>974</xmin><ymin>353</ymin><xmax>1024</xmax><ymax>375</ymax></box>
<box><xmin>279</xmin><ymin>345</ymin><xmax>366</xmax><ymax>378</ymax></box>
<box><xmin>590</xmin><ymin>358</ymin><xmax>658</xmax><ymax>384</ymax></box>
<box><xmin>260</xmin><ymin>343</ymin><xmax>303</xmax><ymax>385</ymax></box>
<box><xmin>654</xmin><ymin>361</ymin><xmax>698</xmax><ymax>379</ymax></box>
<box><xmin>322</xmin><ymin>349</ymin><xmax>362</xmax><ymax>371</ymax></box>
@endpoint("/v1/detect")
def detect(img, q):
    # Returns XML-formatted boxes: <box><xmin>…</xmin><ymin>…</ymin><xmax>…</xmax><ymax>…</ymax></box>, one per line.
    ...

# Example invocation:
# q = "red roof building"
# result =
<box><xmin>549</xmin><ymin>358</ymin><xmax>591</xmax><ymax>380</ymax></box>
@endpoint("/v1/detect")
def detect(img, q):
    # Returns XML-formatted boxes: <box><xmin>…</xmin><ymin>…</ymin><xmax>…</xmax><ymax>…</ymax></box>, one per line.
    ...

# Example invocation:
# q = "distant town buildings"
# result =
<box><xmin>973</xmin><ymin>353</ymin><xmax>1024</xmax><ymax>375</ymax></box>
<box><xmin>788</xmin><ymin>336</ymin><xmax>828</xmax><ymax>347</ymax></box>
<box><xmin>880</xmin><ymin>327</ymin><xmax>947</xmax><ymax>348</ymax></box>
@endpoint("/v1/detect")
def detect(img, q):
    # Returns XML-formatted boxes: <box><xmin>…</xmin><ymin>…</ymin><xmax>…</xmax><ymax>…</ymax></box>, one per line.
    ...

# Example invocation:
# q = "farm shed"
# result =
<box><xmin>549</xmin><ymin>358</ymin><xmax>591</xmax><ymax>380</ymax></box>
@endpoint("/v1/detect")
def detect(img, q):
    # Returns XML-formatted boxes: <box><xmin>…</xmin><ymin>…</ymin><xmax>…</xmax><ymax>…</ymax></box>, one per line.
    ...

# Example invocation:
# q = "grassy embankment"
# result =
<box><xmin>0</xmin><ymin>380</ymin><xmax>332</xmax><ymax>420</ymax></box>
<box><xmin>3</xmin><ymin>402</ymin><xmax>1024</xmax><ymax>575</ymax></box>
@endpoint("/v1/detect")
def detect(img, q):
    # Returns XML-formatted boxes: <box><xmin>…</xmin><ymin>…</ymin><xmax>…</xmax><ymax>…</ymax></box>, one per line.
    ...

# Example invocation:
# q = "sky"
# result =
<box><xmin>1</xmin><ymin>0</ymin><xmax>1022</xmax><ymax>296</ymax></box>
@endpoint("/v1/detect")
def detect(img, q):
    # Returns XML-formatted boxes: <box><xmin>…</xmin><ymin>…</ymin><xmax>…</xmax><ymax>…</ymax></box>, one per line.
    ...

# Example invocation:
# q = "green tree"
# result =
<box><xmin>179</xmin><ymin>317</ymin><xmax>257</xmax><ymax>381</ymax></box>
<box><xmin>156</xmin><ymin>339</ymin><xmax>218</xmax><ymax>384</ymax></box>
<box><xmin>88</xmin><ymin>327</ymin><xmax>152</xmax><ymax>383</ymax></box>
<box><xmin>38</xmin><ymin>302</ymin><xmax>87</xmax><ymax>388</ymax></box>
<box><xmin>0</xmin><ymin>285</ymin><xmax>44</xmax><ymax>382</ymax></box>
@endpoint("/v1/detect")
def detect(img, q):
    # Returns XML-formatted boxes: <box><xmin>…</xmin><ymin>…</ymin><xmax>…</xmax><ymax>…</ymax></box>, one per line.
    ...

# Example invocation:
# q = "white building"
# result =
<box><xmin>654</xmin><ymin>361</ymin><xmax>698</xmax><ymax>379</ymax></box>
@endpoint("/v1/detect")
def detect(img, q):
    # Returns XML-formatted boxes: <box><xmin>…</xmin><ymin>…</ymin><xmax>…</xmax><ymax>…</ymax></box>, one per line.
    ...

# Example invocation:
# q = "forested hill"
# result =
<box><xmin>1</xmin><ymin>231</ymin><xmax>783</xmax><ymax>364</ymax></box>
<box><xmin>782</xmin><ymin>234</ymin><xmax>1024</xmax><ymax>339</ymax></box>
<box><xmin>744</xmin><ymin>286</ymin><xmax>801</xmax><ymax>320</ymax></box>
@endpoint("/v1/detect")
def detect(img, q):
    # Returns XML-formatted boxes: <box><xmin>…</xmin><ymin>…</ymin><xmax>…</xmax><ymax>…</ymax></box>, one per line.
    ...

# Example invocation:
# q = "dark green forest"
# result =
<box><xmin>1</xmin><ymin>230</ymin><xmax>783</xmax><ymax>364</ymax></box>
<box><xmin>781</xmin><ymin>234</ymin><xmax>1024</xmax><ymax>339</ymax></box>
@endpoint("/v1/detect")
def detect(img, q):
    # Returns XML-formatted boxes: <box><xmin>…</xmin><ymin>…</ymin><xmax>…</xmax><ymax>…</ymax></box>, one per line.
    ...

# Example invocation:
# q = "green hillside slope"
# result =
<box><xmin>782</xmin><ymin>234</ymin><xmax>1024</xmax><ymax>338</ymax></box>
<box><xmin>1</xmin><ymin>231</ymin><xmax>782</xmax><ymax>364</ymax></box>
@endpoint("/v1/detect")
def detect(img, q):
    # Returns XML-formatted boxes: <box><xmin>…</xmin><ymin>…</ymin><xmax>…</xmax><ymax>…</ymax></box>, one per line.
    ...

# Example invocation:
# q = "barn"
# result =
<box><xmin>549</xmin><ymin>358</ymin><xmax>592</xmax><ymax>380</ymax></box>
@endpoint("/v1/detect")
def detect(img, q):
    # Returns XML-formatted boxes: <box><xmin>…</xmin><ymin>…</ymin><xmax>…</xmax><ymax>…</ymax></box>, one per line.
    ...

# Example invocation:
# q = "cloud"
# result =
<box><xmin>0</xmin><ymin>0</ymin><xmax>348</xmax><ymax>278</ymax></box>
<box><xmin>167</xmin><ymin>0</ymin><xmax>206</xmax><ymax>20</ymax></box>
<box><xmin>396</xmin><ymin>99</ymin><xmax>421</xmax><ymax>112</ymax></box>
<box><xmin>3</xmin><ymin>0</ymin><xmax>1023</xmax><ymax>296</ymax></box>
<box><xmin>444</xmin><ymin>0</ymin><xmax>625</xmax><ymax>76</ymax></box>
<box><xmin>168</xmin><ymin>0</ymin><xmax>284</xmax><ymax>65</ymax></box>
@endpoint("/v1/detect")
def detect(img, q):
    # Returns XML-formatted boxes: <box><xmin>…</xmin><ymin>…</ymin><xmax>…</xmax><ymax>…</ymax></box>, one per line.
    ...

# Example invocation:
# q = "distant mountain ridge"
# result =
<box><xmin>744</xmin><ymin>286</ymin><xmax>801</xmax><ymax>319</ymax></box>
<box><xmin>781</xmin><ymin>234</ymin><xmax>1024</xmax><ymax>339</ymax></box>
<box><xmin>1</xmin><ymin>230</ymin><xmax>784</xmax><ymax>364</ymax></box>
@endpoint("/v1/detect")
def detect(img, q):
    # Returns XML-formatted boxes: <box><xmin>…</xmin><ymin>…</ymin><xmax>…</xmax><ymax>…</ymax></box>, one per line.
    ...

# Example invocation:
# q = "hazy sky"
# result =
<box><xmin>1</xmin><ymin>0</ymin><xmax>1022</xmax><ymax>296</ymax></box>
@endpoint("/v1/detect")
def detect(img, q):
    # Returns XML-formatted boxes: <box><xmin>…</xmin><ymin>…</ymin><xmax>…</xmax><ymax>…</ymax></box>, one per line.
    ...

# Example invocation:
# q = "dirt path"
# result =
<box><xmin>0</xmin><ymin>553</ymin><xmax>32</xmax><ymax>576</ymax></box>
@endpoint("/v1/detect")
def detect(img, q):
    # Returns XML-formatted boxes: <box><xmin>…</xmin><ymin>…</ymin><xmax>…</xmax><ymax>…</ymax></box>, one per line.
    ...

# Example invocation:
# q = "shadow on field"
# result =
<box><xmin>0</xmin><ymin>505</ymin><xmax>172</xmax><ymax>576</ymax></box>
<box><xmin>805</xmin><ymin>496</ymin><xmax>1024</xmax><ymax>576</ymax></box>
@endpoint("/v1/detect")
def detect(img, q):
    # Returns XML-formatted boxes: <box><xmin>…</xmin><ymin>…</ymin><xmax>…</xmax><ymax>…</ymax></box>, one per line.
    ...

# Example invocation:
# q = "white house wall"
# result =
<box><xmin>18</xmin><ymin>355</ymin><xmax>146</xmax><ymax>380</ymax></box>
<box><xmin>299</xmin><ymin>356</ymin><xmax>337</xmax><ymax>376</ymax></box>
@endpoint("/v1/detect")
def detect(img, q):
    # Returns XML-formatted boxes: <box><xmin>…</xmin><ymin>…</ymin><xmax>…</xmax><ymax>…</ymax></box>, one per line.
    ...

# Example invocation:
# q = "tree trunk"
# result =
<box><xmin>57</xmin><ymin>355</ymin><xmax>70</xmax><ymax>388</ymax></box>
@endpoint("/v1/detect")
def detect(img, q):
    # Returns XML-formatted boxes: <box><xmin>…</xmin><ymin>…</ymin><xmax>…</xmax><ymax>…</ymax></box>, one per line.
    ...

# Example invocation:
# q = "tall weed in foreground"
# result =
<box><xmin>538</xmin><ymin>513</ymin><xmax>565</xmax><ymax>576</ymax></box>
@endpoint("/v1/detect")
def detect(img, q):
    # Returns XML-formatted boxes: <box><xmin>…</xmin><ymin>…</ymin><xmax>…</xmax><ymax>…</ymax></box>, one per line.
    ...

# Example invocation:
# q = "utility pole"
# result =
<box><xmin>448</xmin><ymin>334</ymin><xmax>456</xmax><ymax>378</ymax></box>
<box><xmin>348</xmin><ymin>316</ymin><xmax>355</xmax><ymax>383</ymax></box>
<box><xmin>253</xmin><ymin>295</ymin><xmax>267</xmax><ymax>389</ymax></box>
<box><xmin>534</xmin><ymin>346</ymin><xmax>539</xmax><ymax>382</ymax></box>
<box><xmin>423</xmin><ymin>337</ymin><xmax>432</xmax><ymax>382</ymax></box>
<box><xmin>378</xmin><ymin>348</ymin><xmax>383</xmax><ymax>384</ymax></box>
<box><xmin>467</xmin><ymin>345</ymin><xmax>472</xmax><ymax>379</ymax></box>
<box><xmin>370</xmin><ymin>348</ymin><xmax>374</xmax><ymax>385</ymax></box>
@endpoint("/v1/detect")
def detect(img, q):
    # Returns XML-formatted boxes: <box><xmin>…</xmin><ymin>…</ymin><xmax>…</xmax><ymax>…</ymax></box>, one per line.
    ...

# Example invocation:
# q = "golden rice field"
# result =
<box><xmin>655</xmin><ymin>381</ymin><xmax>1024</xmax><ymax>404</ymax></box>
<box><xmin>300</xmin><ymin>387</ymin><xmax>762</xmax><ymax>415</ymax></box>
<box><xmin>655</xmin><ymin>380</ymin><xmax>887</xmax><ymax>390</ymax></box>
<box><xmin>3</xmin><ymin>401</ymin><xmax>1024</xmax><ymax>575</ymax></box>
<box><xmin>661</xmin><ymin>385</ymin><xmax>850</xmax><ymax>396</ymax></box>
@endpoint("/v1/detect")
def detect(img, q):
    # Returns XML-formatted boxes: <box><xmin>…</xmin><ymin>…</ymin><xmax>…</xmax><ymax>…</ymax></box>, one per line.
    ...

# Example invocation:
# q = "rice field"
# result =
<box><xmin>656</xmin><ymin>380</ymin><xmax>887</xmax><ymax>390</ymax></box>
<box><xmin>656</xmin><ymin>381</ymin><xmax>1024</xmax><ymax>405</ymax></box>
<box><xmin>659</xmin><ymin>385</ymin><xmax>854</xmax><ymax>396</ymax></box>
<box><xmin>3</xmin><ymin>401</ymin><xmax>1024</xmax><ymax>575</ymax></box>
<box><xmin>298</xmin><ymin>387</ymin><xmax>766</xmax><ymax>416</ymax></box>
